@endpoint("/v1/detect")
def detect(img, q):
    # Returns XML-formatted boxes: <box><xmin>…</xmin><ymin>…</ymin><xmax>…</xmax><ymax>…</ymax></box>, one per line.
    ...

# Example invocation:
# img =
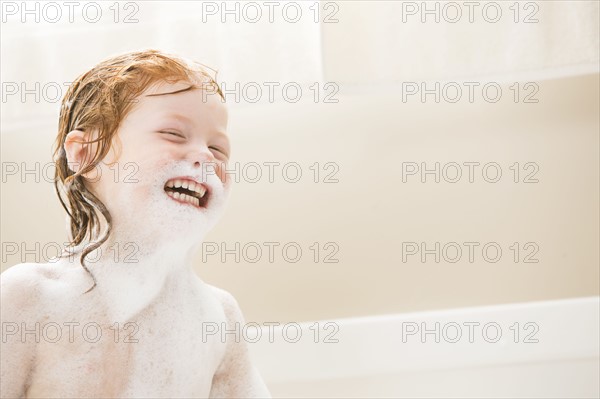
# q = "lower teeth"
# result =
<box><xmin>167</xmin><ymin>191</ymin><xmax>200</xmax><ymax>207</ymax></box>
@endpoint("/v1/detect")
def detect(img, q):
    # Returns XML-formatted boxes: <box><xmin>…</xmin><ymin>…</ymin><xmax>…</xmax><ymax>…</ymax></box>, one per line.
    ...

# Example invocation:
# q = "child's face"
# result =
<box><xmin>71</xmin><ymin>78</ymin><xmax>232</xmax><ymax>244</ymax></box>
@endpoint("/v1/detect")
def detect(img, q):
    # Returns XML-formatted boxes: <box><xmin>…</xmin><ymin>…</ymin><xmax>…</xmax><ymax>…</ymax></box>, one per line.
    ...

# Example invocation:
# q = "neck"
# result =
<box><xmin>61</xmin><ymin>219</ymin><xmax>204</xmax><ymax>322</ymax></box>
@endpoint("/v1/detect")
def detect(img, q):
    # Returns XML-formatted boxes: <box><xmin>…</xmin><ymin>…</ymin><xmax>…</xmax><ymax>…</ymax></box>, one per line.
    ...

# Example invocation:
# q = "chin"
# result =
<box><xmin>144</xmin><ymin>189</ymin><xmax>226</xmax><ymax>242</ymax></box>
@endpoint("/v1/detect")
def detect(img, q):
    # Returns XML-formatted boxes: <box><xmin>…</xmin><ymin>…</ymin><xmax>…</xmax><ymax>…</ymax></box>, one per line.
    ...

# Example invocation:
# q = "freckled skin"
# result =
<box><xmin>0</xmin><ymin>79</ymin><xmax>271</xmax><ymax>398</ymax></box>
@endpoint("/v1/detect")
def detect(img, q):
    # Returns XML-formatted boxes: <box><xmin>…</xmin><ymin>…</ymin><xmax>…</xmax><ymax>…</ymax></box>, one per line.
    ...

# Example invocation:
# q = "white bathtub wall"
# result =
<box><xmin>249</xmin><ymin>297</ymin><xmax>600</xmax><ymax>398</ymax></box>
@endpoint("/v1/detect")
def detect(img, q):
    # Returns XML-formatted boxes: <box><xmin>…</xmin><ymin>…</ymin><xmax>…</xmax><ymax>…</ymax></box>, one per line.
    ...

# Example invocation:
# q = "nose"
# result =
<box><xmin>188</xmin><ymin>145</ymin><xmax>225</xmax><ymax>185</ymax></box>
<box><xmin>186</xmin><ymin>143</ymin><xmax>214</xmax><ymax>168</ymax></box>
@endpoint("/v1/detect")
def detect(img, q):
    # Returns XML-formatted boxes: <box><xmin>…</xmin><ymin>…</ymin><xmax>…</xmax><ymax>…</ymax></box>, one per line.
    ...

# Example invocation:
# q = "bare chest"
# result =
<box><xmin>25</xmin><ymin>285</ymin><xmax>228</xmax><ymax>398</ymax></box>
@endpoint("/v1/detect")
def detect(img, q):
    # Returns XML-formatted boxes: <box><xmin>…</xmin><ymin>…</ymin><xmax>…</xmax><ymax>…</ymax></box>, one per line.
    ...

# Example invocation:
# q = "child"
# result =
<box><xmin>0</xmin><ymin>49</ymin><xmax>271</xmax><ymax>398</ymax></box>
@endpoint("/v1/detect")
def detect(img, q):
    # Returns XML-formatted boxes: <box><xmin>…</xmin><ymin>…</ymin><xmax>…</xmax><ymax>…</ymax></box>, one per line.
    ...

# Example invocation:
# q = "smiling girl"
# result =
<box><xmin>0</xmin><ymin>49</ymin><xmax>271</xmax><ymax>398</ymax></box>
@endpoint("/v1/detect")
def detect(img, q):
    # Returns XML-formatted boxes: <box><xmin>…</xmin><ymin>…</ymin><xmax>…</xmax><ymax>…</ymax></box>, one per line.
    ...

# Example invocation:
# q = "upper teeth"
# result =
<box><xmin>166</xmin><ymin>179</ymin><xmax>207</xmax><ymax>197</ymax></box>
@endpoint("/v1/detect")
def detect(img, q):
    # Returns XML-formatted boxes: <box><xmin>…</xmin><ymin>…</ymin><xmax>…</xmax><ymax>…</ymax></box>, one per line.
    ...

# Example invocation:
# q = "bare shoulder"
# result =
<box><xmin>0</xmin><ymin>264</ymin><xmax>46</xmax><ymax>399</ymax></box>
<box><xmin>0</xmin><ymin>261</ymin><xmax>76</xmax><ymax>314</ymax></box>
<box><xmin>0</xmin><ymin>263</ymin><xmax>69</xmax><ymax>398</ymax></box>
<box><xmin>205</xmin><ymin>284</ymin><xmax>246</xmax><ymax>324</ymax></box>
<box><xmin>0</xmin><ymin>263</ymin><xmax>48</xmax><ymax>309</ymax></box>
<box><xmin>204</xmin><ymin>284</ymin><xmax>272</xmax><ymax>398</ymax></box>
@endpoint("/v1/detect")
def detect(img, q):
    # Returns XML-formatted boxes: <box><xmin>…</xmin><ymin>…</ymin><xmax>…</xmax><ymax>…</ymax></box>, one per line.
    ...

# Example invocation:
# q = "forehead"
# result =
<box><xmin>130</xmin><ymin>81</ymin><xmax>228</xmax><ymax>131</ymax></box>
<box><xmin>136</xmin><ymin>79</ymin><xmax>228</xmax><ymax>121</ymax></box>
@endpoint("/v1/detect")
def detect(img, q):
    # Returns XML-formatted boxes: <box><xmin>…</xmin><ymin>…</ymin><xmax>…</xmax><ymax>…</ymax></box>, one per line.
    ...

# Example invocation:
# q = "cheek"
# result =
<box><xmin>123</xmin><ymin>145</ymin><xmax>172</xmax><ymax>177</ymax></box>
<box><xmin>215</xmin><ymin>161</ymin><xmax>230</xmax><ymax>186</ymax></box>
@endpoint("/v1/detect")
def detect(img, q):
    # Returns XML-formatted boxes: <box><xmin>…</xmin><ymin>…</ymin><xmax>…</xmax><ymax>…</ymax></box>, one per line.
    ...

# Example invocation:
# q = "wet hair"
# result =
<box><xmin>52</xmin><ymin>49</ymin><xmax>224</xmax><ymax>293</ymax></box>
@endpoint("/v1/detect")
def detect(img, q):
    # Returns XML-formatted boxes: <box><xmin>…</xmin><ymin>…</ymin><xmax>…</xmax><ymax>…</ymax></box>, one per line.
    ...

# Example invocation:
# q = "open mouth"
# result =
<box><xmin>163</xmin><ymin>178</ymin><xmax>210</xmax><ymax>209</ymax></box>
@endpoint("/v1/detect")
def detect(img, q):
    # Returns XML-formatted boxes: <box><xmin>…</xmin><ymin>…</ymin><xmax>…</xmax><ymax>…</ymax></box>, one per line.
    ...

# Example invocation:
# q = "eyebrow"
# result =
<box><xmin>145</xmin><ymin>86</ymin><xmax>194</xmax><ymax>97</ymax></box>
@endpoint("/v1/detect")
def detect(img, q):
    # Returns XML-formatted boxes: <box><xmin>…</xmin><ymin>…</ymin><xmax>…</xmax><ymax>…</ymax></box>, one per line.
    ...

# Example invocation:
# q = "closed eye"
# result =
<box><xmin>160</xmin><ymin>131</ymin><xmax>185</xmax><ymax>138</ymax></box>
<box><xmin>210</xmin><ymin>146</ymin><xmax>229</xmax><ymax>158</ymax></box>
<box><xmin>159</xmin><ymin>131</ymin><xmax>228</xmax><ymax>157</ymax></box>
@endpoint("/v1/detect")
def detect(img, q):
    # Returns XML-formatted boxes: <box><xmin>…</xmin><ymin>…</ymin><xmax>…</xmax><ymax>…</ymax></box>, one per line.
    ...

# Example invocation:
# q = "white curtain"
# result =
<box><xmin>1</xmin><ymin>1</ymin><xmax>598</xmax><ymax>129</ymax></box>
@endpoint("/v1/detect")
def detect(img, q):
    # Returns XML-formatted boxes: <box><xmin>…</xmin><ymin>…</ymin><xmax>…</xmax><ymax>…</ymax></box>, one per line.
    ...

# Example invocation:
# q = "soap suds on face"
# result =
<box><xmin>65</xmin><ymin>158</ymin><xmax>230</xmax><ymax>259</ymax></box>
<box><xmin>110</xmin><ymin>158</ymin><xmax>230</xmax><ymax>249</ymax></box>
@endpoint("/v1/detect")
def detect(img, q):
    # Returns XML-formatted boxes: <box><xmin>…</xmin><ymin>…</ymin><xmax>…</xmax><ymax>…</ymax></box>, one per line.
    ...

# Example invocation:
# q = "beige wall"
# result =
<box><xmin>2</xmin><ymin>73</ymin><xmax>598</xmax><ymax>324</ymax></box>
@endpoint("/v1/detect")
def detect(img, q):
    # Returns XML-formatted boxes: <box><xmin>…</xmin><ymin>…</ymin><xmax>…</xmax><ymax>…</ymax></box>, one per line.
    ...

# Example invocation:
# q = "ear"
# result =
<box><xmin>63</xmin><ymin>129</ymin><xmax>97</xmax><ymax>177</ymax></box>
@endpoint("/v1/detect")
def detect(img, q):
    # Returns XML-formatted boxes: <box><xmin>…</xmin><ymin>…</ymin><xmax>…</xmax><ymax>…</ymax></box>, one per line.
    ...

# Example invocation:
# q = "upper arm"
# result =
<box><xmin>208</xmin><ymin>287</ymin><xmax>271</xmax><ymax>399</ymax></box>
<box><xmin>1</xmin><ymin>264</ymin><xmax>42</xmax><ymax>398</ymax></box>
